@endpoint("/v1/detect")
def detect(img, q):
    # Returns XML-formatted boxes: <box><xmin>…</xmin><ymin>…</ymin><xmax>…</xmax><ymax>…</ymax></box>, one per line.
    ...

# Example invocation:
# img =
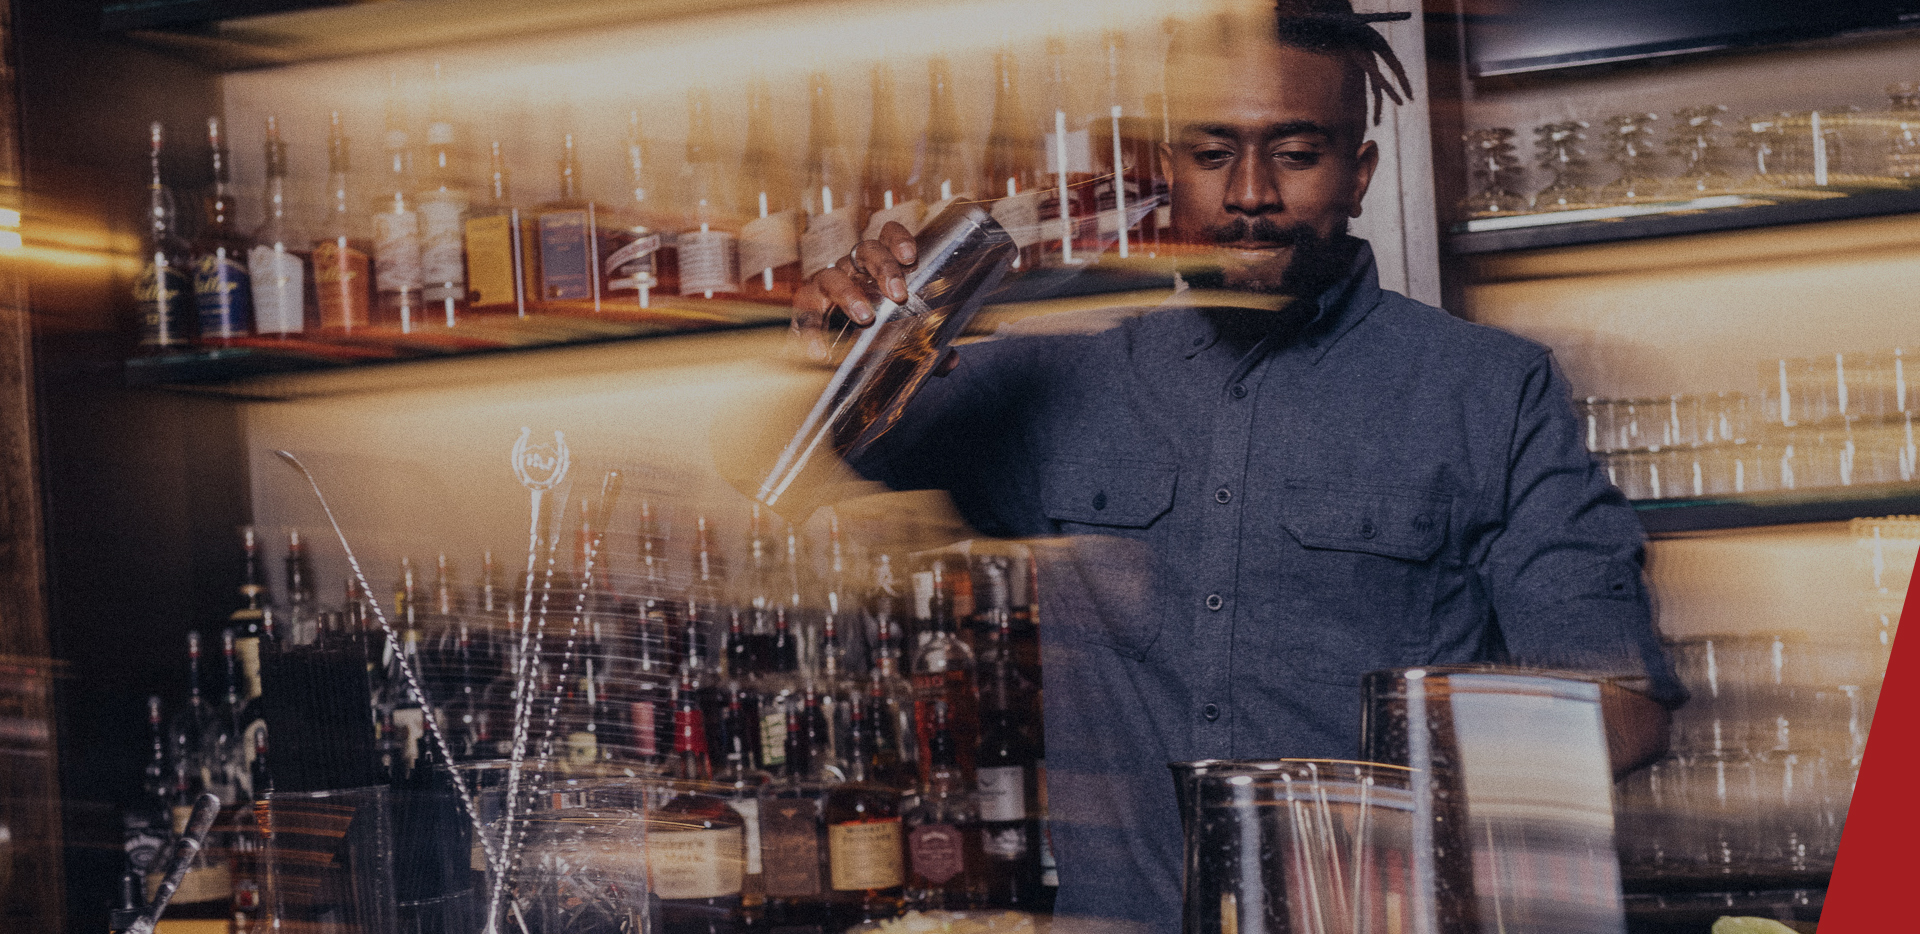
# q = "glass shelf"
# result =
<box><xmin>1635</xmin><ymin>480</ymin><xmax>1920</xmax><ymax>535</ymax></box>
<box><xmin>1448</xmin><ymin>187</ymin><xmax>1920</xmax><ymax>256</ymax></box>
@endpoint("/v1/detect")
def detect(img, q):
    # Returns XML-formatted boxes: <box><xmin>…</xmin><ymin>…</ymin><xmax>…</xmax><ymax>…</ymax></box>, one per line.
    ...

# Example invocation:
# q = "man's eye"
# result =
<box><xmin>1274</xmin><ymin>149</ymin><xmax>1321</xmax><ymax>167</ymax></box>
<box><xmin>1191</xmin><ymin>147</ymin><xmax>1234</xmax><ymax>167</ymax></box>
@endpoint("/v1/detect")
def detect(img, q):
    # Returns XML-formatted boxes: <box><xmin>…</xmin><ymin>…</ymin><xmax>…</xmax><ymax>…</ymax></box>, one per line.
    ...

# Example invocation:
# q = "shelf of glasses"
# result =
<box><xmin>1635</xmin><ymin>480</ymin><xmax>1920</xmax><ymax>535</ymax></box>
<box><xmin>1447</xmin><ymin>186</ymin><xmax>1920</xmax><ymax>255</ymax></box>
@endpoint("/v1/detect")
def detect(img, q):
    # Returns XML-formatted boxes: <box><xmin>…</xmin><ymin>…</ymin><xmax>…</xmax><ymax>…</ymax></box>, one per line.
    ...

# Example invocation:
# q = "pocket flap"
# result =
<box><xmin>1281</xmin><ymin>481</ymin><xmax>1449</xmax><ymax>561</ymax></box>
<box><xmin>1041</xmin><ymin>458</ymin><xmax>1178</xmax><ymax>528</ymax></box>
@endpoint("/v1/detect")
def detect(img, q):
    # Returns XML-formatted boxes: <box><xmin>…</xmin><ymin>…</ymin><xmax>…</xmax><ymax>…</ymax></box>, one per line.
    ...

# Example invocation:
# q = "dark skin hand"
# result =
<box><xmin>791</xmin><ymin>222</ymin><xmax>920</xmax><ymax>362</ymax></box>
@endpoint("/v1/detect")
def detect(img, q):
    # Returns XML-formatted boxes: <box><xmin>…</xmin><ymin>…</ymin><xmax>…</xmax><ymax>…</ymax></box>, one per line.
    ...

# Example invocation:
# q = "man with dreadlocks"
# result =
<box><xmin>793</xmin><ymin>2</ymin><xmax>1683</xmax><ymax>929</ymax></box>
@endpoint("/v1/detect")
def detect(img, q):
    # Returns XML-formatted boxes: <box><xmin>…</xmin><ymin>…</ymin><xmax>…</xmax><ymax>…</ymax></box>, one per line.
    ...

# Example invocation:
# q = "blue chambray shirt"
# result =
<box><xmin>855</xmin><ymin>240</ymin><xmax>1683</xmax><ymax>933</ymax></box>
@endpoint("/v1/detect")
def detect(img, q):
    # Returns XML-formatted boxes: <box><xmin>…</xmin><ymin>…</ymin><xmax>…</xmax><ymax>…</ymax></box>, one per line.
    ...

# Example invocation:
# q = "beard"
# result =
<box><xmin>1183</xmin><ymin>217</ymin><xmax>1358</xmax><ymax>299</ymax></box>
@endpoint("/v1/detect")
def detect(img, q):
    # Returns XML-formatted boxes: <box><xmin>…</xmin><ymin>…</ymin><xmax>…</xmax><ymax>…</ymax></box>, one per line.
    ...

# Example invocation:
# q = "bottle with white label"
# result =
<box><xmin>607</xmin><ymin>109</ymin><xmax>674</xmax><ymax>307</ymax></box>
<box><xmin>974</xmin><ymin>564</ymin><xmax>1042</xmax><ymax>908</ymax></box>
<box><xmin>658</xmin><ymin>671</ymin><xmax>748</xmax><ymax>934</ymax></box>
<box><xmin>1038</xmin><ymin>36</ymin><xmax>1096</xmax><ymax>268</ymax></box>
<box><xmin>715</xmin><ymin>697</ymin><xmax>773</xmax><ymax>917</ymax></box>
<box><xmin>679</xmin><ymin>89</ymin><xmax>740</xmax><ymax>300</ymax></box>
<box><xmin>373</xmin><ymin>80</ymin><xmax>425</xmax><ymax>330</ymax></box>
<box><xmin>416</xmin><ymin>65</ymin><xmax>469</xmax><ymax>327</ymax></box>
<box><xmin>862</xmin><ymin>63</ymin><xmax>922</xmax><ymax>241</ymax></box>
<box><xmin>824</xmin><ymin>698</ymin><xmax>904</xmax><ymax>928</ymax></box>
<box><xmin>738</xmin><ymin>78</ymin><xmax>799</xmax><ymax>305</ymax></box>
<box><xmin>313</xmin><ymin>112</ymin><xmax>373</xmax><ymax>333</ymax></box>
<box><xmin>192</xmin><ymin>117</ymin><xmax>254</xmax><ymax>345</ymax></box>
<box><xmin>800</xmin><ymin>72</ymin><xmax>864</xmax><ymax>279</ymax></box>
<box><xmin>248</xmin><ymin>116</ymin><xmax>309</xmax><ymax>337</ymax></box>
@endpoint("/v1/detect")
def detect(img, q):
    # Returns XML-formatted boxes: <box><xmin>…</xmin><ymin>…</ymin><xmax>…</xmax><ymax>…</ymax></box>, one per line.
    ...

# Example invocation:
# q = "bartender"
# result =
<box><xmin>792</xmin><ymin>2</ymin><xmax>1685</xmax><ymax>931</ymax></box>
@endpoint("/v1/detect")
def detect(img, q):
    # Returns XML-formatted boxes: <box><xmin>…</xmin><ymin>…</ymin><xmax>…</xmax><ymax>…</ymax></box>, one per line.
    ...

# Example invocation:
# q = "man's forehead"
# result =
<box><xmin>1167</xmin><ymin>42</ymin><xmax>1362</xmax><ymax>135</ymax></box>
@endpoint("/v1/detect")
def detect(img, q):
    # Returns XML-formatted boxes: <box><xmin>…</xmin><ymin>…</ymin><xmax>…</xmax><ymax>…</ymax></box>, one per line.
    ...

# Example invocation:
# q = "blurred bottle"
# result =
<box><xmin>866</xmin><ymin>556</ymin><xmax>919</xmax><ymax>789</ymax></box>
<box><xmin>608</xmin><ymin>110</ymin><xmax>673</xmax><ymax>307</ymax></box>
<box><xmin>631</xmin><ymin>500</ymin><xmax>679</xmax><ymax>761</ymax></box>
<box><xmin>136</xmin><ymin>121</ymin><xmax>195</xmax><ymax>350</ymax></box>
<box><xmin>536</xmin><ymin>133</ymin><xmax>627</xmax><ymax>314</ymax></box>
<box><xmin>169</xmin><ymin>631</ymin><xmax>215</xmax><ymax>806</ymax></box>
<box><xmin>799</xmin><ymin>72</ymin><xmax>863</xmax><ymax>278</ymax></box>
<box><xmin>716</xmin><ymin>696</ymin><xmax>774</xmax><ymax>913</ymax></box>
<box><xmin>974</xmin><ymin>560</ymin><xmax>1042</xmax><ymax>908</ymax></box>
<box><xmin>738</xmin><ymin>78</ymin><xmax>800</xmax><ymax>304</ymax></box>
<box><xmin>193</xmin><ymin>117</ymin><xmax>254</xmax><ymax>345</ymax></box>
<box><xmin>680</xmin><ymin>89</ymin><xmax>742</xmax><ymax>299</ymax></box>
<box><xmin>373</xmin><ymin>80</ymin><xmax>426</xmax><ymax>330</ymax></box>
<box><xmin>911</xmin><ymin>558</ymin><xmax>978</xmax><ymax>783</ymax></box>
<box><xmin>313</xmin><ymin>112</ymin><xmax>374</xmax><ymax>333</ymax></box>
<box><xmin>863</xmin><ymin>63</ymin><xmax>923</xmax><ymax>239</ymax></box>
<box><xmin>761</xmin><ymin>705</ymin><xmax>829</xmax><ymax>927</ymax></box>
<box><xmin>1039</xmin><ymin>36</ymin><xmax>1096</xmax><ymax>267</ymax></box>
<box><xmin>248</xmin><ymin>117</ymin><xmax>310</xmax><ymax>338</ymax></box>
<box><xmin>1094</xmin><ymin>30</ymin><xmax>1157</xmax><ymax>258</ymax></box>
<box><xmin>982</xmin><ymin>50</ymin><xmax>1045</xmax><ymax>271</ymax></box>
<box><xmin>279</xmin><ymin>528</ymin><xmax>316</xmax><ymax>648</ymax></box>
<box><xmin>824</xmin><ymin>698</ymin><xmax>905</xmax><ymax>927</ymax></box>
<box><xmin>920</xmin><ymin>57</ymin><xmax>974</xmax><ymax>217</ymax></box>
<box><xmin>463</xmin><ymin>141</ymin><xmax>534</xmax><ymax>316</ymax></box>
<box><xmin>904</xmin><ymin>700</ymin><xmax>983</xmax><ymax>910</ymax></box>
<box><xmin>658</xmin><ymin>671</ymin><xmax>748</xmax><ymax>934</ymax></box>
<box><xmin>417</xmin><ymin>65</ymin><xmax>470</xmax><ymax>327</ymax></box>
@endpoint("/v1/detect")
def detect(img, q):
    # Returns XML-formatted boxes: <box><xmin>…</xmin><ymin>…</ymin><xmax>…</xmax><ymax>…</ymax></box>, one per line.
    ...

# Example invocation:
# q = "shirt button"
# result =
<box><xmin>1205</xmin><ymin>593</ymin><xmax>1223</xmax><ymax>611</ymax></box>
<box><xmin>1203</xmin><ymin>703</ymin><xmax>1220</xmax><ymax>721</ymax></box>
<box><xmin>1214</xmin><ymin>487</ymin><xmax>1231</xmax><ymax>504</ymax></box>
<box><xmin>1092</xmin><ymin>491</ymin><xmax>1108</xmax><ymax>510</ymax></box>
<box><xmin>1360</xmin><ymin>519</ymin><xmax>1377</xmax><ymax>539</ymax></box>
<box><xmin>1231</xmin><ymin>383</ymin><xmax>1248</xmax><ymax>399</ymax></box>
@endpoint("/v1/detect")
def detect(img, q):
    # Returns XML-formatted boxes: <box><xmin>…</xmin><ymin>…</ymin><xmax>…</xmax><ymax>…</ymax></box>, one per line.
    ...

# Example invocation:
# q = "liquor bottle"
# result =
<box><xmin>168</xmin><ymin>632</ymin><xmax>215</xmax><ymax>806</ymax></box>
<box><xmin>715</xmin><ymin>697</ymin><xmax>774</xmax><ymax>914</ymax></box>
<box><xmin>202</xmin><ymin>628</ymin><xmax>246</xmax><ymax>804</ymax></box>
<box><xmin>536</xmin><ymin>133</ymin><xmax>621</xmax><ymax>314</ymax></box>
<box><xmin>904</xmin><ymin>701</ymin><xmax>982</xmax><ymax>910</ymax></box>
<box><xmin>418</xmin><ymin>66</ymin><xmax>469</xmax><ymax>328</ymax></box>
<box><xmin>280</xmin><ymin>528</ymin><xmax>317</xmax><ymax>648</ymax></box>
<box><xmin>862</xmin><ymin>63</ymin><xmax>922</xmax><ymax>240</ymax></box>
<box><xmin>373</xmin><ymin>81</ymin><xmax>426</xmax><ymax>330</ymax></box>
<box><xmin>920</xmin><ymin>57</ymin><xmax>974</xmax><ymax>218</ymax></box>
<box><xmin>631</xmin><ymin>500</ymin><xmax>677</xmax><ymax>761</ymax></box>
<box><xmin>973</xmin><ymin>560</ymin><xmax>1042</xmax><ymax>908</ymax></box>
<box><xmin>799</xmin><ymin>72</ymin><xmax>862</xmax><ymax>278</ymax></box>
<box><xmin>737</xmin><ymin>77</ymin><xmax>800</xmax><ymax>305</ymax></box>
<box><xmin>463</xmin><ymin>141</ymin><xmax>533</xmax><ymax>316</ymax></box>
<box><xmin>742</xmin><ymin>505</ymin><xmax>779</xmax><ymax>673</ymax></box>
<box><xmin>910</xmin><ymin>558</ymin><xmax>978</xmax><ymax>783</ymax></box>
<box><xmin>823</xmin><ymin>699</ymin><xmax>905</xmax><ymax>927</ymax></box>
<box><xmin>563</xmin><ymin>652</ymin><xmax>613</xmax><ymax>766</ymax></box>
<box><xmin>866</xmin><ymin>559</ymin><xmax>919</xmax><ymax>789</ymax></box>
<box><xmin>313</xmin><ymin>112</ymin><xmax>374</xmax><ymax>332</ymax></box>
<box><xmin>608</xmin><ymin>109</ymin><xmax>672</xmax><ymax>307</ymax></box>
<box><xmin>141</xmin><ymin>695</ymin><xmax>173</xmax><ymax>819</ymax></box>
<box><xmin>229</xmin><ymin>527</ymin><xmax>274</xmax><ymax>706</ymax></box>
<box><xmin>657</xmin><ymin>672</ymin><xmax>748</xmax><ymax>934</ymax></box>
<box><xmin>801</xmin><ymin>684</ymin><xmax>845</xmax><ymax>784</ymax></box>
<box><xmin>248</xmin><ymin>116</ymin><xmax>309</xmax><ymax>337</ymax></box>
<box><xmin>193</xmin><ymin>117</ymin><xmax>254</xmax><ymax>345</ymax></box>
<box><xmin>136</xmin><ymin>122</ymin><xmax>195</xmax><ymax>350</ymax></box>
<box><xmin>761</xmin><ymin>708</ymin><xmax>829</xmax><ymax>927</ymax></box>
<box><xmin>757</xmin><ymin>606</ymin><xmax>801</xmax><ymax>771</ymax></box>
<box><xmin>690</xmin><ymin>515</ymin><xmax>733</xmax><ymax>755</ymax></box>
<box><xmin>680</xmin><ymin>89</ymin><xmax>741</xmax><ymax>299</ymax></box>
<box><xmin>982</xmin><ymin>50</ymin><xmax>1046</xmax><ymax>270</ymax></box>
<box><xmin>1039</xmin><ymin>36</ymin><xmax>1096</xmax><ymax>267</ymax></box>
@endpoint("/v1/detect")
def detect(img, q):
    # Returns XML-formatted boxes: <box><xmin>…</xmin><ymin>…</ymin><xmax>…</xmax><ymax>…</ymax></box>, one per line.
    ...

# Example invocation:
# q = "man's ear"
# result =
<box><xmin>1348</xmin><ymin>138</ymin><xmax>1379</xmax><ymax>218</ymax></box>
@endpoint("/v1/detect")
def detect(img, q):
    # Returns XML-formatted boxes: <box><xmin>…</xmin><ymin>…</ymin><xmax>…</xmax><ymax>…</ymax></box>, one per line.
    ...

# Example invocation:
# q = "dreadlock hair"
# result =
<box><xmin>1270</xmin><ymin>0</ymin><xmax>1415</xmax><ymax>126</ymax></box>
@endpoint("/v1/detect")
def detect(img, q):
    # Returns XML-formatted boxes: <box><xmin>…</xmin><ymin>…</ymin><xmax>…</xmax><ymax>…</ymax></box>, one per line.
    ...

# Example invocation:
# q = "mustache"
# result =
<box><xmin>1204</xmin><ymin>217</ymin><xmax>1313</xmax><ymax>246</ymax></box>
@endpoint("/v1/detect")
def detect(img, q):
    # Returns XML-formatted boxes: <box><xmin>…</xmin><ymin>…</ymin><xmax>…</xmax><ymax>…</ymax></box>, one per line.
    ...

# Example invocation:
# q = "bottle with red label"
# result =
<box><xmin>313</xmin><ymin>112</ymin><xmax>374</xmax><ymax>333</ymax></box>
<box><xmin>904</xmin><ymin>700</ymin><xmax>983</xmax><ymax>911</ymax></box>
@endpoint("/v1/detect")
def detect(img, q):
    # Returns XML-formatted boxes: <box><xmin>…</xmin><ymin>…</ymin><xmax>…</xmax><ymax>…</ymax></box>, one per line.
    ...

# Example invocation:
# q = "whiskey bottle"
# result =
<box><xmin>192</xmin><ymin>117</ymin><xmax>254</xmax><ymax>345</ymax></box>
<box><xmin>248</xmin><ymin>117</ymin><xmax>309</xmax><ymax>337</ymax></box>
<box><xmin>204</xmin><ymin>629</ymin><xmax>246</xmax><ymax>805</ymax></box>
<box><xmin>632</xmin><ymin>500</ymin><xmax>679</xmax><ymax>761</ymax></box>
<box><xmin>910</xmin><ymin>558</ymin><xmax>978</xmax><ymax>783</ymax></box>
<box><xmin>823</xmin><ymin>699</ymin><xmax>905</xmax><ymax>927</ymax></box>
<box><xmin>373</xmin><ymin>82</ymin><xmax>426</xmax><ymax>331</ymax></box>
<box><xmin>657</xmin><ymin>673</ymin><xmax>748</xmax><ymax>934</ymax></box>
<box><xmin>135</xmin><ymin>121</ymin><xmax>195</xmax><ymax>350</ymax></box>
<box><xmin>679</xmin><ymin>89</ymin><xmax>741</xmax><ymax>299</ymax></box>
<box><xmin>862</xmin><ymin>63</ymin><xmax>922</xmax><ymax>240</ymax></box>
<box><xmin>167</xmin><ymin>632</ymin><xmax>215</xmax><ymax>804</ymax></box>
<box><xmin>715</xmin><ymin>698</ymin><xmax>774</xmax><ymax>914</ymax></box>
<box><xmin>799</xmin><ymin>72</ymin><xmax>862</xmax><ymax>278</ymax></box>
<box><xmin>536</xmin><ymin>133</ymin><xmax>624</xmax><ymax>314</ymax></box>
<box><xmin>903</xmin><ymin>701</ymin><xmax>983</xmax><ymax>910</ymax></box>
<box><xmin>974</xmin><ymin>561</ymin><xmax>1042</xmax><ymax>908</ymax></box>
<box><xmin>761</xmin><ymin>708</ymin><xmax>829</xmax><ymax>927</ymax></box>
<box><xmin>607</xmin><ymin>109</ymin><xmax>672</xmax><ymax>307</ymax></box>
<box><xmin>866</xmin><ymin>559</ymin><xmax>919</xmax><ymax>789</ymax></box>
<box><xmin>313</xmin><ymin>113</ymin><xmax>374</xmax><ymax>332</ymax></box>
<box><xmin>982</xmin><ymin>50</ymin><xmax>1046</xmax><ymax>270</ymax></box>
<box><xmin>280</xmin><ymin>528</ymin><xmax>316</xmax><ymax>648</ymax></box>
<box><xmin>738</xmin><ymin>77</ymin><xmax>800</xmax><ymax>305</ymax></box>
<box><xmin>463</xmin><ymin>141</ymin><xmax>533</xmax><ymax>316</ymax></box>
<box><xmin>919</xmin><ymin>56</ymin><xmax>974</xmax><ymax>219</ymax></box>
<box><xmin>417</xmin><ymin>65</ymin><xmax>469</xmax><ymax>327</ymax></box>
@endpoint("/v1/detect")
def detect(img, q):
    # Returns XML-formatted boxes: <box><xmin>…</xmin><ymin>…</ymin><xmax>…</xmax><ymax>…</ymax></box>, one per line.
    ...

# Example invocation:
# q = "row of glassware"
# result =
<box><xmin>1462</xmin><ymin>83</ymin><xmax>1920</xmax><ymax>217</ymax></box>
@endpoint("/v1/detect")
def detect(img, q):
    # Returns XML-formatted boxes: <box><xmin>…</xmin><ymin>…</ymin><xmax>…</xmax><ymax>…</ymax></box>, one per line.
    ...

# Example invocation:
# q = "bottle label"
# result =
<box><xmin>908</xmin><ymin>823</ymin><xmax>966</xmax><ymax>884</ymax></box>
<box><xmin>729</xmin><ymin>798</ymin><xmax>764</xmax><ymax>875</ymax></box>
<box><xmin>1044</xmin><ymin>127</ymin><xmax>1094</xmax><ymax>174</ymax></box>
<box><xmin>759</xmin><ymin>708</ymin><xmax>788</xmax><ymax>769</ymax></box>
<box><xmin>464</xmin><ymin>213</ymin><xmax>524</xmax><ymax>310</ymax></box>
<box><xmin>982</xmin><ymin>825</ymin><xmax>1027</xmax><ymax>860</ymax></box>
<box><xmin>418</xmin><ymin>197</ymin><xmax>467</xmax><ymax>290</ymax></box>
<box><xmin>990</xmin><ymin>192</ymin><xmax>1045</xmax><ymax>249</ymax></box>
<box><xmin>538</xmin><ymin>210</ymin><xmax>595</xmax><ymax>300</ymax></box>
<box><xmin>628</xmin><ymin>700</ymin><xmax>658</xmax><ymax>757</ymax></box>
<box><xmin>762</xmin><ymin>800</ymin><xmax>823</xmax><ymax>896</ymax></box>
<box><xmin>830</xmin><ymin>819</ymin><xmax>903</xmax><ymax>891</ymax></box>
<box><xmin>678</xmin><ymin>230</ymin><xmax>739</xmax><ymax>296</ymax></box>
<box><xmin>604</xmin><ymin>233</ymin><xmax>662</xmax><ymax>279</ymax></box>
<box><xmin>194</xmin><ymin>251</ymin><xmax>254</xmax><ymax>339</ymax></box>
<box><xmin>740</xmin><ymin>210</ymin><xmax>799</xmax><ymax>278</ymax></box>
<box><xmin>372</xmin><ymin>211</ymin><xmax>423</xmax><ymax>291</ymax></box>
<box><xmin>312</xmin><ymin>239</ymin><xmax>372</xmax><ymax>329</ymax></box>
<box><xmin>975</xmin><ymin>766</ymin><xmax>1027</xmax><ymax>822</ymax></box>
<box><xmin>135</xmin><ymin>261</ymin><xmax>193</xmax><ymax>348</ymax></box>
<box><xmin>862</xmin><ymin>200</ymin><xmax>924</xmax><ymax>241</ymax></box>
<box><xmin>648</xmin><ymin>827</ymin><xmax>745</xmax><ymax>900</ymax></box>
<box><xmin>800</xmin><ymin>209</ymin><xmax>858</xmax><ymax>278</ymax></box>
<box><xmin>247</xmin><ymin>244</ymin><xmax>306</xmax><ymax>335</ymax></box>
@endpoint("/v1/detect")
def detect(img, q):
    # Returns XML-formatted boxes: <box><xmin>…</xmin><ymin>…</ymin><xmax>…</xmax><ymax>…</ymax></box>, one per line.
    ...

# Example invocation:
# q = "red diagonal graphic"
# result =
<box><xmin>1821</xmin><ymin>545</ymin><xmax>1920</xmax><ymax>931</ymax></box>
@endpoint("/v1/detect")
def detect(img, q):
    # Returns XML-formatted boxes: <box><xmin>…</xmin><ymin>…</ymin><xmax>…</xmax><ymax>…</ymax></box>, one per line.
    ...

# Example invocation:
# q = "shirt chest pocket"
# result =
<box><xmin>1270</xmin><ymin>481</ymin><xmax>1452</xmax><ymax>684</ymax></box>
<box><xmin>1040</xmin><ymin>457</ymin><xmax>1178</xmax><ymax>529</ymax></box>
<box><xmin>1038</xmin><ymin>457</ymin><xmax>1178</xmax><ymax>657</ymax></box>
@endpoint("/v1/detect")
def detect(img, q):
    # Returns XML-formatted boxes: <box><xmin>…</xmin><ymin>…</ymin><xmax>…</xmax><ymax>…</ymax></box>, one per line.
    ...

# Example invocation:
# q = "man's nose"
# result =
<box><xmin>1226</xmin><ymin>153</ymin><xmax>1281</xmax><ymax>215</ymax></box>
